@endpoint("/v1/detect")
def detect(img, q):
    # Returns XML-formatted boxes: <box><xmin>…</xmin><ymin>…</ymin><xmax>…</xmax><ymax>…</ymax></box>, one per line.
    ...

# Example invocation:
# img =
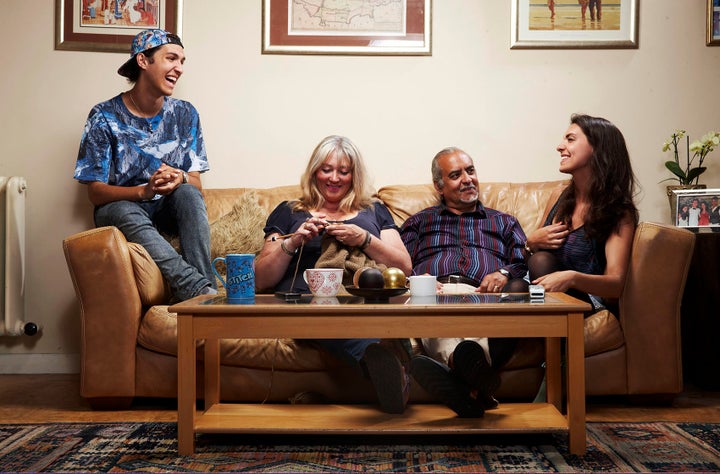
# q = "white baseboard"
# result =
<box><xmin>0</xmin><ymin>353</ymin><xmax>80</xmax><ymax>374</ymax></box>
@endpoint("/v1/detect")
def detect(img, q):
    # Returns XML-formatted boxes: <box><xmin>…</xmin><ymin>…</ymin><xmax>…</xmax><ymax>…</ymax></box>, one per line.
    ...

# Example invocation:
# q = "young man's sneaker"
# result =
<box><xmin>410</xmin><ymin>355</ymin><xmax>485</xmax><ymax>418</ymax></box>
<box><xmin>363</xmin><ymin>343</ymin><xmax>409</xmax><ymax>414</ymax></box>
<box><xmin>451</xmin><ymin>340</ymin><xmax>501</xmax><ymax>404</ymax></box>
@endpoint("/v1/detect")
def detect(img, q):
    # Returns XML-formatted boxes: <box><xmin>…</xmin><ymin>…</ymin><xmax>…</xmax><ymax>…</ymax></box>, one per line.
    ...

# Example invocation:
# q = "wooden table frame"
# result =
<box><xmin>170</xmin><ymin>293</ymin><xmax>590</xmax><ymax>455</ymax></box>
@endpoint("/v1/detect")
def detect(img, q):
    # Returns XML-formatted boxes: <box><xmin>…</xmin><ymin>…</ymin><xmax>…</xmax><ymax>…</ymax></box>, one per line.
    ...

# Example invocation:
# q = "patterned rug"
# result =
<box><xmin>0</xmin><ymin>422</ymin><xmax>718</xmax><ymax>472</ymax></box>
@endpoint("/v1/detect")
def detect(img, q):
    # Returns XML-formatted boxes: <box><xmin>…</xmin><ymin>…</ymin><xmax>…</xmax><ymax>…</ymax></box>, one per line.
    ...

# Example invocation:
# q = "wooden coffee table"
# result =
<box><xmin>170</xmin><ymin>292</ymin><xmax>591</xmax><ymax>455</ymax></box>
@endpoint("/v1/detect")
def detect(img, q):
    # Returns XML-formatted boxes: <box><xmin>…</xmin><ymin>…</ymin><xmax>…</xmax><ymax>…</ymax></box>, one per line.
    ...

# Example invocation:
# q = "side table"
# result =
<box><xmin>681</xmin><ymin>231</ymin><xmax>720</xmax><ymax>390</ymax></box>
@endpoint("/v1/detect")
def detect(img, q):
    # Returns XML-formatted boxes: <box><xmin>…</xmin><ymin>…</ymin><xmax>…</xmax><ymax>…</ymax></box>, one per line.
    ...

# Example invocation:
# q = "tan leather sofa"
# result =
<box><xmin>63</xmin><ymin>181</ymin><xmax>696</xmax><ymax>409</ymax></box>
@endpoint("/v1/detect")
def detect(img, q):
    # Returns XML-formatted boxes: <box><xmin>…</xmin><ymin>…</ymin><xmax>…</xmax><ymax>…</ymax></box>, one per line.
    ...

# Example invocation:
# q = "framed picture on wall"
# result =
<box><xmin>673</xmin><ymin>188</ymin><xmax>720</xmax><ymax>231</ymax></box>
<box><xmin>262</xmin><ymin>0</ymin><xmax>431</xmax><ymax>55</ymax></box>
<box><xmin>511</xmin><ymin>0</ymin><xmax>638</xmax><ymax>49</ymax></box>
<box><xmin>55</xmin><ymin>0</ymin><xmax>183</xmax><ymax>53</ymax></box>
<box><xmin>709</xmin><ymin>0</ymin><xmax>720</xmax><ymax>46</ymax></box>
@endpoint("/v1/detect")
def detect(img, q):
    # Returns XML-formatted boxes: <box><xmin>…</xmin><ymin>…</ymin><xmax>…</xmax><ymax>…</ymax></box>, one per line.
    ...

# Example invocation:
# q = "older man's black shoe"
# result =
<box><xmin>451</xmin><ymin>340</ymin><xmax>501</xmax><ymax>402</ymax></box>
<box><xmin>410</xmin><ymin>355</ymin><xmax>485</xmax><ymax>418</ymax></box>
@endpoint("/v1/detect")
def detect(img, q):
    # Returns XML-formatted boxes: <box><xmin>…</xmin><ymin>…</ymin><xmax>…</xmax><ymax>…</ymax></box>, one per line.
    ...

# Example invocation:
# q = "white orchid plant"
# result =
<box><xmin>662</xmin><ymin>130</ymin><xmax>720</xmax><ymax>185</ymax></box>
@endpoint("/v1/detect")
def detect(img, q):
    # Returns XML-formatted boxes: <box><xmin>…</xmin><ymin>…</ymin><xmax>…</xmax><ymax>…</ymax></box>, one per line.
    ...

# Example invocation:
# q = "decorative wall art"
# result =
<box><xmin>511</xmin><ymin>0</ymin><xmax>638</xmax><ymax>49</ymax></box>
<box><xmin>709</xmin><ymin>0</ymin><xmax>720</xmax><ymax>46</ymax></box>
<box><xmin>55</xmin><ymin>0</ymin><xmax>182</xmax><ymax>53</ymax></box>
<box><xmin>262</xmin><ymin>0</ymin><xmax>431</xmax><ymax>55</ymax></box>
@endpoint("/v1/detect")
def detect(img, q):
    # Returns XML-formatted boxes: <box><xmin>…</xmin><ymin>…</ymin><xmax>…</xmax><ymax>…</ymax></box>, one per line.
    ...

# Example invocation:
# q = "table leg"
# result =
<box><xmin>545</xmin><ymin>337</ymin><xmax>562</xmax><ymax>409</ymax></box>
<box><xmin>177</xmin><ymin>314</ymin><xmax>196</xmax><ymax>455</ymax></box>
<box><xmin>204</xmin><ymin>338</ymin><xmax>220</xmax><ymax>410</ymax></box>
<box><xmin>566</xmin><ymin>311</ymin><xmax>586</xmax><ymax>455</ymax></box>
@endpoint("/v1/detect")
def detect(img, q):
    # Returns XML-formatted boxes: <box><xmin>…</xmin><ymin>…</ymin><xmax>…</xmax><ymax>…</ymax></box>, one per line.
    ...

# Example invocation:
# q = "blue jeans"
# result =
<box><xmin>94</xmin><ymin>184</ymin><xmax>215</xmax><ymax>302</ymax></box>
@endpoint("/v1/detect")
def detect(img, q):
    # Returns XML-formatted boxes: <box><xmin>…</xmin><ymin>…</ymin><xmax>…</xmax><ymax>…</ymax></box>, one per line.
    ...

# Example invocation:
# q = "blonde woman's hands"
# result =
<box><xmin>285</xmin><ymin>216</ymin><xmax>327</xmax><ymax>250</ymax></box>
<box><xmin>324</xmin><ymin>222</ymin><xmax>366</xmax><ymax>247</ymax></box>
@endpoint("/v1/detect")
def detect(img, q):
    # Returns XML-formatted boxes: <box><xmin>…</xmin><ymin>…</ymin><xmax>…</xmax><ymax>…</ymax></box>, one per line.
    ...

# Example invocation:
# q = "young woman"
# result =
<box><xmin>524</xmin><ymin>114</ymin><xmax>639</xmax><ymax>315</ymax></box>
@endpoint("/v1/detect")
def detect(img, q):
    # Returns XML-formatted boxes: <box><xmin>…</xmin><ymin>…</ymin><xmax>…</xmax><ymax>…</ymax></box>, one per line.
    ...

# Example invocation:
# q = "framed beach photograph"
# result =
<box><xmin>55</xmin><ymin>0</ymin><xmax>183</xmax><ymax>53</ymax></box>
<box><xmin>673</xmin><ymin>188</ymin><xmax>720</xmax><ymax>230</ymax></box>
<box><xmin>511</xmin><ymin>0</ymin><xmax>639</xmax><ymax>49</ymax></box>
<box><xmin>709</xmin><ymin>0</ymin><xmax>720</xmax><ymax>46</ymax></box>
<box><xmin>262</xmin><ymin>0</ymin><xmax>432</xmax><ymax>55</ymax></box>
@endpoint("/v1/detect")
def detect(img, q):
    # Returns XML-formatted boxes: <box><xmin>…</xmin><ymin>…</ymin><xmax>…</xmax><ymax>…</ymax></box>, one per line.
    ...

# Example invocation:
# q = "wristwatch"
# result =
<box><xmin>181</xmin><ymin>171</ymin><xmax>189</xmax><ymax>184</ymax></box>
<box><xmin>498</xmin><ymin>268</ymin><xmax>511</xmax><ymax>278</ymax></box>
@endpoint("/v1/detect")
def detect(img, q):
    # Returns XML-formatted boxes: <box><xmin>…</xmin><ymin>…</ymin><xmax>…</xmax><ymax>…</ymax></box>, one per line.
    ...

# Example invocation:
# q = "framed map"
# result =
<box><xmin>55</xmin><ymin>0</ymin><xmax>182</xmax><ymax>53</ymax></box>
<box><xmin>262</xmin><ymin>0</ymin><xmax>431</xmax><ymax>55</ymax></box>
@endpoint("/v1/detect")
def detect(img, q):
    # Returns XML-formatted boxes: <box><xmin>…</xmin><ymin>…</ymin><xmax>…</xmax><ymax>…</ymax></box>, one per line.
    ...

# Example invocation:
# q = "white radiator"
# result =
<box><xmin>0</xmin><ymin>177</ymin><xmax>38</xmax><ymax>336</ymax></box>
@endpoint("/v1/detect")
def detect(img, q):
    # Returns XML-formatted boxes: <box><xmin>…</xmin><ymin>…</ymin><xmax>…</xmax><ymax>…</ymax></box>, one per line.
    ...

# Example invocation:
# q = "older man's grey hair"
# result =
<box><xmin>431</xmin><ymin>146</ymin><xmax>465</xmax><ymax>189</ymax></box>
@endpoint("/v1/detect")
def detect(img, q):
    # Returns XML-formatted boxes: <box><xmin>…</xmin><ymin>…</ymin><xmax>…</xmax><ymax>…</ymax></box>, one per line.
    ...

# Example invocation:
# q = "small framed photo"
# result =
<box><xmin>55</xmin><ymin>0</ymin><xmax>182</xmax><ymax>53</ymax></box>
<box><xmin>673</xmin><ymin>188</ymin><xmax>720</xmax><ymax>231</ymax></box>
<box><xmin>709</xmin><ymin>0</ymin><xmax>720</xmax><ymax>46</ymax></box>
<box><xmin>511</xmin><ymin>0</ymin><xmax>639</xmax><ymax>49</ymax></box>
<box><xmin>262</xmin><ymin>0</ymin><xmax>431</xmax><ymax>55</ymax></box>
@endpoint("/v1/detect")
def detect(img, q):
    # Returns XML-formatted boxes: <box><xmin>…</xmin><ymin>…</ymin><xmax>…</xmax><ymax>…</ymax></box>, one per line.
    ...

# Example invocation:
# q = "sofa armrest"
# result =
<box><xmin>63</xmin><ymin>226</ymin><xmax>143</xmax><ymax>400</ymax></box>
<box><xmin>619</xmin><ymin>222</ymin><xmax>695</xmax><ymax>395</ymax></box>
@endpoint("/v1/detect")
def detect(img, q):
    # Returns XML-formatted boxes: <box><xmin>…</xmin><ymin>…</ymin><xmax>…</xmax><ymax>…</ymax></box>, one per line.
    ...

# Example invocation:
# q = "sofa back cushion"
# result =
<box><xmin>202</xmin><ymin>180</ymin><xmax>568</xmax><ymax>258</ymax></box>
<box><xmin>204</xmin><ymin>185</ymin><xmax>302</xmax><ymax>223</ymax></box>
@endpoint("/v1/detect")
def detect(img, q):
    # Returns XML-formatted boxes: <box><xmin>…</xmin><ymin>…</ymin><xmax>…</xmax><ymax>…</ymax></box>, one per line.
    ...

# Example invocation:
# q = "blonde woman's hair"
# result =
<box><xmin>294</xmin><ymin>135</ymin><xmax>374</xmax><ymax>212</ymax></box>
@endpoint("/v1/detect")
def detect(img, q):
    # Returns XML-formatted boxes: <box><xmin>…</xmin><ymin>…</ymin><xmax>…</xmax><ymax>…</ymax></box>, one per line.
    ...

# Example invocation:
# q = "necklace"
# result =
<box><xmin>127</xmin><ymin>92</ymin><xmax>154</xmax><ymax>118</ymax></box>
<box><xmin>128</xmin><ymin>92</ymin><xmax>147</xmax><ymax>115</ymax></box>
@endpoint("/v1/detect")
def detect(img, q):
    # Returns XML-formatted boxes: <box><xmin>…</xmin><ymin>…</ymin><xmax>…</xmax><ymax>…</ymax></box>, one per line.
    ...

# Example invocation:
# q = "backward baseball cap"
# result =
<box><xmin>117</xmin><ymin>29</ymin><xmax>183</xmax><ymax>77</ymax></box>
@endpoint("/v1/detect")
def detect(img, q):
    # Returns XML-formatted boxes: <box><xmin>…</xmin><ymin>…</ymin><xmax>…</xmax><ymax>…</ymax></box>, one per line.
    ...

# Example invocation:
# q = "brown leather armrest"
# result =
<box><xmin>619</xmin><ymin>222</ymin><xmax>695</xmax><ymax>394</ymax></box>
<box><xmin>63</xmin><ymin>226</ymin><xmax>142</xmax><ymax>399</ymax></box>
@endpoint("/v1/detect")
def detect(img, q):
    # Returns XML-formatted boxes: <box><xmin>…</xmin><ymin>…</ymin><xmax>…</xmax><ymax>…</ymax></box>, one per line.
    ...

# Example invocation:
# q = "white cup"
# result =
<box><xmin>408</xmin><ymin>275</ymin><xmax>437</xmax><ymax>296</ymax></box>
<box><xmin>409</xmin><ymin>295</ymin><xmax>437</xmax><ymax>305</ymax></box>
<box><xmin>303</xmin><ymin>268</ymin><xmax>344</xmax><ymax>297</ymax></box>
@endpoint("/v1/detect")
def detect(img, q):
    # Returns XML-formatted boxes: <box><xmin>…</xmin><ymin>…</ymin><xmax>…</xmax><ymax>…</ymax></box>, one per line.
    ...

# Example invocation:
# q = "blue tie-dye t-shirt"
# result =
<box><xmin>73</xmin><ymin>94</ymin><xmax>209</xmax><ymax>187</ymax></box>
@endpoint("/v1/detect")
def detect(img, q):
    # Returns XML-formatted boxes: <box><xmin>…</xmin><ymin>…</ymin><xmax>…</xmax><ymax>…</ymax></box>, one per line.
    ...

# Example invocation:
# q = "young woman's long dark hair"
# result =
<box><xmin>554</xmin><ymin>114</ymin><xmax>639</xmax><ymax>241</ymax></box>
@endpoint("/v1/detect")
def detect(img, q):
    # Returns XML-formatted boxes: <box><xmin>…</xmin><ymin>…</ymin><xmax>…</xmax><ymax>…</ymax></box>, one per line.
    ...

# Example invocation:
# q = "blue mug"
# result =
<box><xmin>212</xmin><ymin>254</ymin><xmax>255</xmax><ymax>301</ymax></box>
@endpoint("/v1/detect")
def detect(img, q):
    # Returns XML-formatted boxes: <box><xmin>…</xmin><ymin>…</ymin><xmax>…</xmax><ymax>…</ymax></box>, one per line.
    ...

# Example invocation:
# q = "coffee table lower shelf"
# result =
<box><xmin>192</xmin><ymin>402</ymin><xmax>570</xmax><ymax>435</ymax></box>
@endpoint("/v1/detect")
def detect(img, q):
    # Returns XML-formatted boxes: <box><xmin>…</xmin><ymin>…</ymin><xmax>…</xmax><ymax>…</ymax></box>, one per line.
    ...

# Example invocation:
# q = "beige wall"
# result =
<box><xmin>1</xmin><ymin>1</ymin><xmax>718</xmax><ymax>372</ymax></box>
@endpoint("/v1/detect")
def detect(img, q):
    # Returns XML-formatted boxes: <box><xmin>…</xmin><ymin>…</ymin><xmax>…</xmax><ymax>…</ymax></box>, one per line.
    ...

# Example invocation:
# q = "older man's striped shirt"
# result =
<box><xmin>400</xmin><ymin>203</ymin><xmax>527</xmax><ymax>285</ymax></box>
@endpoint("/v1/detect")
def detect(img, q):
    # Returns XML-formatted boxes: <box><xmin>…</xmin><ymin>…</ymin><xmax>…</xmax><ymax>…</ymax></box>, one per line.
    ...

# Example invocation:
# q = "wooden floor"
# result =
<box><xmin>1</xmin><ymin>374</ymin><xmax>719</xmax><ymax>424</ymax></box>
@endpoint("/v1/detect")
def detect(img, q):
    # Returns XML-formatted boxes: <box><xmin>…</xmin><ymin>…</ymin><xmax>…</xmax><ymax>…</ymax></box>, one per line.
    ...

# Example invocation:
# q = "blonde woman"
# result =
<box><xmin>255</xmin><ymin>135</ymin><xmax>412</xmax><ymax>414</ymax></box>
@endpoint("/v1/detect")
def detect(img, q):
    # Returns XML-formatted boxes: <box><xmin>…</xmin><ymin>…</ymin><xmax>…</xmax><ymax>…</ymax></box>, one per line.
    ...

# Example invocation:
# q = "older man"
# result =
<box><xmin>401</xmin><ymin>147</ymin><xmax>528</xmax><ymax>417</ymax></box>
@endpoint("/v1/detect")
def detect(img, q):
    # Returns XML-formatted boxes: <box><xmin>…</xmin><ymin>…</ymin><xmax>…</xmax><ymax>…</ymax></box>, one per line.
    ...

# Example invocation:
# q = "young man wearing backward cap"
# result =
<box><xmin>73</xmin><ymin>29</ymin><xmax>216</xmax><ymax>302</ymax></box>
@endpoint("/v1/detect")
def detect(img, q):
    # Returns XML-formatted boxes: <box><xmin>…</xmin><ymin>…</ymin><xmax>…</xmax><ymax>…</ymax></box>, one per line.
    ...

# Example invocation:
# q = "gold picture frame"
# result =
<box><xmin>55</xmin><ymin>0</ymin><xmax>183</xmax><ymax>53</ymax></box>
<box><xmin>511</xmin><ymin>0</ymin><xmax>639</xmax><ymax>49</ymax></box>
<box><xmin>262</xmin><ymin>0</ymin><xmax>431</xmax><ymax>55</ymax></box>
<box><xmin>708</xmin><ymin>0</ymin><xmax>720</xmax><ymax>46</ymax></box>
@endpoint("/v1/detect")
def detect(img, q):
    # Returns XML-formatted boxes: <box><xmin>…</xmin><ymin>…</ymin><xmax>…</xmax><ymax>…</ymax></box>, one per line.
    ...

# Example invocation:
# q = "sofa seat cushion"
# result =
<box><xmin>584</xmin><ymin>309</ymin><xmax>625</xmax><ymax>356</ymax></box>
<box><xmin>137</xmin><ymin>306</ymin><xmax>347</xmax><ymax>371</ymax></box>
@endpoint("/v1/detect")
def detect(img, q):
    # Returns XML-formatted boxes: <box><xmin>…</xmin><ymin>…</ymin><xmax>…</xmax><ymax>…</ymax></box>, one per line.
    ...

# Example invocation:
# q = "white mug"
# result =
<box><xmin>408</xmin><ymin>275</ymin><xmax>437</xmax><ymax>297</ymax></box>
<box><xmin>303</xmin><ymin>268</ymin><xmax>344</xmax><ymax>297</ymax></box>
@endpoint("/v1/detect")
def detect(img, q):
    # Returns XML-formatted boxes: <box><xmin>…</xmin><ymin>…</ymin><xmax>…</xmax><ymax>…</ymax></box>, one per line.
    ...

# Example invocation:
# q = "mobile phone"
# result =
<box><xmin>275</xmin><ymin>291</ymin><xmax>302</xmax><ymax>301</ymax></box>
